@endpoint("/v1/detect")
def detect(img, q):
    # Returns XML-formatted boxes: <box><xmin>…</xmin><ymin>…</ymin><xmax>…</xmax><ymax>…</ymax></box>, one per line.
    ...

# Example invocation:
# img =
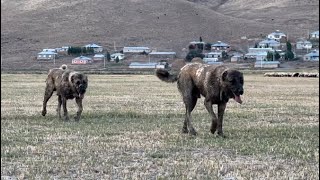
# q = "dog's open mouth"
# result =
<box><xmin>233</xmin><ymin>93</ymin><xmax>242</xmax><ymax>104</ymax></box>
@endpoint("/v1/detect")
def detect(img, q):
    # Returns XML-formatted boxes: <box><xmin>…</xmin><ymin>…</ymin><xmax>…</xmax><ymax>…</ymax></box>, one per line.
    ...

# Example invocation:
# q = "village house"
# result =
<box><xmin>211</xmin><ymin>41</ymin><xmax>230</xmax><ymax>51</ymax></box>
<box><xmin>296</xmin><ymin>40</ymin><xmax>313</xmax><ymax>50</ymax></box>
<box><xmin>84</xmin><ymin>43</ymin><xmax>103</xmax><ymax>53</ymax></box>
<box><xmin>310</xmin><ymin>31</ymin><xmax>319</xmax><ymax>39</ymax></box>
<box><xmin>267</xmin><ymin>30</ymin><xmax>286</xmax><ymax>41</ymax></box>
<box><xmin>129</xmin><ymin>62</ymin><xmax>158</xmax><ymax>69</ymax></box>
<box><xmin>148</xmin><ymin>51</ymin><xmax>176</xmax><ymax>62</ymax></box>
<box><xmin>206</xmin><ymin>51</ymin><xmax>223</xmax><ymax>58</ymax></box>
<box><xmin>258</xmin><ymin>39</ymin><xmax>281</xmax><ymax>49</ymax></box>
<box><xmin>123</xmin><ymin>47</ymin><xmax>151</xmax><ymax>54</ymax></box>
<box><xmin>72</xmin><ymin>56</ymin><xmax>93</xmax><ymax>65</ymax></box>
<box><xmin>37</xmin><ymin>51</ymin><xmax>58</xmax><ymax>60</ymax></box>
<box><xmin>55</xmin><ymin>46</ymin><xmax>70</xmax><ymax>55</ymax></box>
<box><xmin>245</xmin><ymin>48</ymin><xmax>272</xmax><ymax>61</ymax></box>
<box><xmin>303</xmin><ymin>50</ymin><xmax>319</xmax><ymax>61</ymax></box>
<box><xmin>111</xmin><ymin>53</ymin><xmax>125</xmax><ymax>61</ymax></box>
<box><xmin>93</xmin><ymin>54</ymin><xmax>105</xmax><ymax>61</ymax></box>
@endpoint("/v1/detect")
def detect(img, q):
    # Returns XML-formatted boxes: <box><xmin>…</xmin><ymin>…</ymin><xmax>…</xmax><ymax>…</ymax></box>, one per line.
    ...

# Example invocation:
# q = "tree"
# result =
<box><xmin>285</xmin><ymin>41</ymin><xmax>294</xmax><ymax>60</ymax></box>
<box><xmin>115</xmin><ymin>56</ymin><xmax>120</xmax><ymax>63</ymax></box>
<box><xmin>221</xmin><ymin>51</ymin><xmax>228</xmax><ymax>59</ymax></box>
<box><xmin>205</xmin><ymin>43</ymin><xmax>212</xmax><ymax>50</ymax></box>
<box><xmin>267</xmin><ymin>51</ymin><xmax>281</xmax><ymax>61</ymax></box>
<box><xmin>285</xmin><ymin>51</ymin><xmax>294</xmax><ymax>60</ymax></box>
<box><xmin>286</xmin><ymin>41</ymin><xmax>292</xmax><ymax>51</ymax></box>
<box><xmin>106</xmin><ymin>52</ymin><xmax>111</xmax><ymax>62</ymax></box>
<box><xmin>185</xmin><ymin>49</ymin><xmax>204</xmax><ymax>62</ymax></box>
<box><xmin>267</xmin><ymin>51</ymin><xmax>273</xmax><ymax>61</ymax></box>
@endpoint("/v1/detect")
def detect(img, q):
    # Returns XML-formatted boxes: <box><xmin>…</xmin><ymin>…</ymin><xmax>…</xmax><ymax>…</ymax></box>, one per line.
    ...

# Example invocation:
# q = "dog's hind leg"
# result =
<box><xmin>42</xmin><ymin>83</ymin><xmax>54</xmax><ymax>116</ymax></box>
<box><xmin>183</xmin><ymin>94</ymin><xmax>198</xmax><ymax>135</ymax></box>
<box><xmin>62</xmin><ymin>97</ymin><xmax>69</xmax><ymax>121</ymax></box>
<box><xmin>204</xmin><ymin>99</ymin><xmax>218</xmax><ymax>135</ymax></box>
<box><xmin>74</xmin><ymin>98</ymin><xmax>83</xmax><ymax>122</ymax></box>
<box><xmin>56</xmin><ymin>95</ymin><xmax>62</xmax><ymax>119</ymax></box>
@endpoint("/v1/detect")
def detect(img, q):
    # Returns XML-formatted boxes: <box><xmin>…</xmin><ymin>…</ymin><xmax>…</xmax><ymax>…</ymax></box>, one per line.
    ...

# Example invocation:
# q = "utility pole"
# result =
<box><xmin>53</xmin><ymin>54</ymin><xmax>56</xmax><ymax>66</ymax></box>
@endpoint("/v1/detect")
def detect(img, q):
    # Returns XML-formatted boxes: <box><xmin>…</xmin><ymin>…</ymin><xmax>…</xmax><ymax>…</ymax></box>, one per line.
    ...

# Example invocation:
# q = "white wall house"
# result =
<box><xmin>93</xmin><ymin>54</ymin><xmax>105</xmax><ymax>61</ymax></box>
<box><xmin>310</xmin><ymin>31</ymin><xmax>319</xmax><ymax>39</ymax></box>
<box><xmin>245</xmin><ymin>48</ymin><xmax>272</xmax><ymax>60</ymax></box>
<box><xmin>296</xmin><ymin>40</ymin><xmax>313</xmax><ymax>50</ymax></box>
<box><xmin>84</xmin><ymin>43</ymin><xmax>103</xmax><ymax>53</ymax></box>
<box><xmin>303</xmin><ymin>50</ymin><xmax>319</xmax><ymax>61</ymax></box>
<box><xmin>258</xmin><ymin>39</ymin><xmax>281</xmax><ymax>49</ymax></box>
<box><xmin>123</xmin><ymin>47</ymin><xmax>151</xmax><ymax>53</ymax></box>
<box><xmin>72</xmin><ymin>56</ymin><xmax>93</xmax><ymax>64</ymax></box>
<box><xmin>111</xmin><ymin>53</ymin><xmax>125</xmax><ymax>61</ymax></box>
<box><xmin>267</xmin><ymin>30</ymin><xmax>286</xmax><ymax>41</ymax></box>
<box><xmin>211</xmin><ymin>41</ymin><xmax>230</xmax><ymax>51</ymax></box>
<box><xmin>206</xmin><ymin>51</ymin><xmax>223</xmax><ymax>58</ymax></box>
<box><xmin>37</xmin><ymin>51</ymin><xmax>58</xmax><ymax>60</ymax></box>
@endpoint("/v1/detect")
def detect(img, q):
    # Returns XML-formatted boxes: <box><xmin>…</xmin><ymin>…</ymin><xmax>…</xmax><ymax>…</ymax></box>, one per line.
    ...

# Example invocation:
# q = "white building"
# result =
<box><xmin>129</xmin><ymin>62</ymin><xmax>157</xmax><ymax>68</ymax></box>
<box><xmin>267</xmin><ymin>30</ymin><xmax>286</xmax><ymax>41</ymax></box>
<box><xmin>303</xmin><ymin>50</ymin><xmax>319</xmax><ymax>61</ymax></box>
<box><xmin>123</xmin><ymin>47</ymin><xmax>151</xmax><ymax>53</ymax></box>
<box><xmin>111</xmin><ymin>53</ymin><xmax>125</xmax><ymax>61</ymax></box>
<box><xmin>84</xmin><ymin>43</ymin><xmax>103</xmax><ymax>53</ymax></box>
<box><xmin>310</xmin><ymin>31</ymin><xmax>319</xmax><ymax>39</ymax></box>
<box><xmin>93</xmin><ymin>54</ymin><xmax>105</xmax><ymax>61</ymax></box>
<box><xmin>296</xmin><ymin>40</ymin><xmax>313</xmax><ymax>50</ymax></box>
<box><xmin>245</xmin><ymin>48</ymin><xmax>272</xmax><ymax>60</ymax></box>
<box><xmin>37</xmin><ymin>51</ymin><xmax>58</xmax><ymax>60</ymax></box>
<box><xmin>206</xmin><ymin>52</ymin><xmax>223</xmax><ymax>58</ymax></box>
<box><xmin>258</xmin><ymin>39</ymin><xmax>281</xmax><ymax>49</ymax></box>
<box><xmin>211</xmin><ymin>41</ymin><xmax>230</xmax><ymax>51</ymax></box>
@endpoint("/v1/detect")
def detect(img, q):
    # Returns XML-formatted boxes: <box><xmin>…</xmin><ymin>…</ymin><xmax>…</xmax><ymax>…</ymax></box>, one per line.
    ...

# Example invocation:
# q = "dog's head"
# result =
<box><xmin>222</xmin><ymin>69</ymin><xmax>244</xmax><ymax>104</ymax></box>
<box><xmin>70</xmin><ymin>72</ymin><xmax>88</xmax><ymax>99</ymax></box>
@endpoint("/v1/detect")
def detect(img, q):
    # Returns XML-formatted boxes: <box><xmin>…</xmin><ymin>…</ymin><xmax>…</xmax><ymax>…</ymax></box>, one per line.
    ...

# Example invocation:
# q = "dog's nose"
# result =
<box><xmin>239</xmin><ymin>89</ymin><xmax>244</xmax><ymax>95</ymax></box>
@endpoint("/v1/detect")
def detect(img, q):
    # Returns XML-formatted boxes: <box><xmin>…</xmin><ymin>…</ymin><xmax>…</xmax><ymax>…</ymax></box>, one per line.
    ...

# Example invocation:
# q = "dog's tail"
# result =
<box><xmin>60</xmin><ymin>64</ymin><xmax>68</xmax><ymax>70</ymax></box>
<box><xmin>155</xmin><ymin>69</ymin><xmax>178</xmax><ymax>83</ymax></box>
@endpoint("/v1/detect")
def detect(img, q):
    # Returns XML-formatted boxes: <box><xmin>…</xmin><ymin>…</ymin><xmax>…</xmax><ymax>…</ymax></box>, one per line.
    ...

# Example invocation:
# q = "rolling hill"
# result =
<box><xmin>1</xmin><ymin>0</ymin><xmax>319</xmax><ymax>70</ymax></box>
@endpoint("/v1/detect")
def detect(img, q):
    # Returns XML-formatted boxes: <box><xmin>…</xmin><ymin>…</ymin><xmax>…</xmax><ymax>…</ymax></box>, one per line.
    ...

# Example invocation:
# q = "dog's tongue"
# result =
<box><xmin>234</xmin><ymin>95</ymin><xmax>242</xmax><ymax>104</ymax></box>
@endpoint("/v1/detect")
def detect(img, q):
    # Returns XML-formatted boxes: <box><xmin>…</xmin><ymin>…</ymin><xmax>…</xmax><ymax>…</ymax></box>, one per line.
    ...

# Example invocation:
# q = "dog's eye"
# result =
<box><xmin>229</xmin><ymin>79</ymin><xmax>235</xmax><ymax>83</ymax></box>
<box><xmin>76</xmin><ymin>81</ymin><xmax>80</xmax><ymax>85</ymax></box>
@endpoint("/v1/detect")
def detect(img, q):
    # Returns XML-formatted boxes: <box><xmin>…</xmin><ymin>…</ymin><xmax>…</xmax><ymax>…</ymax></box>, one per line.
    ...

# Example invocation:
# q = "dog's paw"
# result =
<box><xmin>182</xmin><ymin>127</ymin><xmax>189</xmax><ymax>134</ymax></box>
<box><xmin>217</xmin><ymin>132</ymin><xmax>226</xmax><ymax>138</ymax></box>
<box><xmin>210</xmin><ymin>128</ymin><xmax>216</xmax><ymax>135</ymax></box>
<box><xmin>63</xmin><ymin>116</ymin><xmax>70</xmax><ymax>121</ymax></box>
<box><xmin>41</xmin><ymin>110</ymin><xmax>46</xmax><ymax>116</ymax></box>
<box><xmin>189</xmin><ymin>128</ymin><xmax>198</xmax><ymax>136</ymax></box>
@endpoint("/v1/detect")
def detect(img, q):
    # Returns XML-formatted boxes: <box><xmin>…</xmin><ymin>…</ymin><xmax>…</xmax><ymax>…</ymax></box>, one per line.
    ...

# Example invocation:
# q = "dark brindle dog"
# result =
<box><xmin>156</xmin><ymin>63</ymin><xmax>244</xmax><ymax>137</ymax></box>
<box><xmin>41</xmin><ymin>65</ymin><xmax>88</xmax><ymax>121</ymax></box>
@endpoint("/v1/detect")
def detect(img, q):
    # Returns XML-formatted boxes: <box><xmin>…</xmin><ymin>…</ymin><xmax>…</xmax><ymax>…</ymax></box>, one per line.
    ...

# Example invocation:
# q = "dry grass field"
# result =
<box><xmin>1</xmin><ymin>73</ymin><xmax>319</xmax><ymax>179</ymax></box>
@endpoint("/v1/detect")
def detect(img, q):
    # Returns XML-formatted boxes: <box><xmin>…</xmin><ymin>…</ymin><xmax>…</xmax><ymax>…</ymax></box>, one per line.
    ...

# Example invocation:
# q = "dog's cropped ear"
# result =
<box><xmin>222</xmin><ymin>70</ymin><xmax>228</xmax><ymax>81</ymax></box>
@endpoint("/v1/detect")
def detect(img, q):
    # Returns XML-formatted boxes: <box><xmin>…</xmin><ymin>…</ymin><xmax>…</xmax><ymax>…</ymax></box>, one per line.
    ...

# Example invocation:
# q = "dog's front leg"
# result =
<box><xmin>217</xmin><ymin>103</ymin><xmax>227</xmax><ymax>138</ymax></box>
<box><xmin>56</xmin><ymin>95</ymin><xmax>62</xmax><ymax>119</ymax></box>
<box><xmin>62</xmin><ymin>97</ymin><xmax>69</xmax><ymax>121</ymax></box>
<box><xmin>75</xmin><ymin>98</ymin><xmax>83</xmax><ymax>122</ymax></box>
<box><xmin>204</xmin><ymin>99</ymin><xmax>218</xmax><ymax>135</ymax></box>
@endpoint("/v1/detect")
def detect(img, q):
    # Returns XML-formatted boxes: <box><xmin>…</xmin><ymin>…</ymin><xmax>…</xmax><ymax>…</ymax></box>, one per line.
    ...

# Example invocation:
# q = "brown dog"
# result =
<box><xmin>156</xmin><ymin>63</ymin><xmax>244</xmax><ymax>137</ymax></box>
<box><xmin>41</xmin><ymin>65</ymin><xmax>88</xmax><ymax>121</ymax></box>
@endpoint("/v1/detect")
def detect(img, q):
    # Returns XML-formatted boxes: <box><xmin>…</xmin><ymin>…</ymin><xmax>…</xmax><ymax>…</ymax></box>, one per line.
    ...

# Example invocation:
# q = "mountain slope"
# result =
<box><xmin>1</xmin><ymin>0</ymin><xmax>319</xmax><ymax>69</ymax></box>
